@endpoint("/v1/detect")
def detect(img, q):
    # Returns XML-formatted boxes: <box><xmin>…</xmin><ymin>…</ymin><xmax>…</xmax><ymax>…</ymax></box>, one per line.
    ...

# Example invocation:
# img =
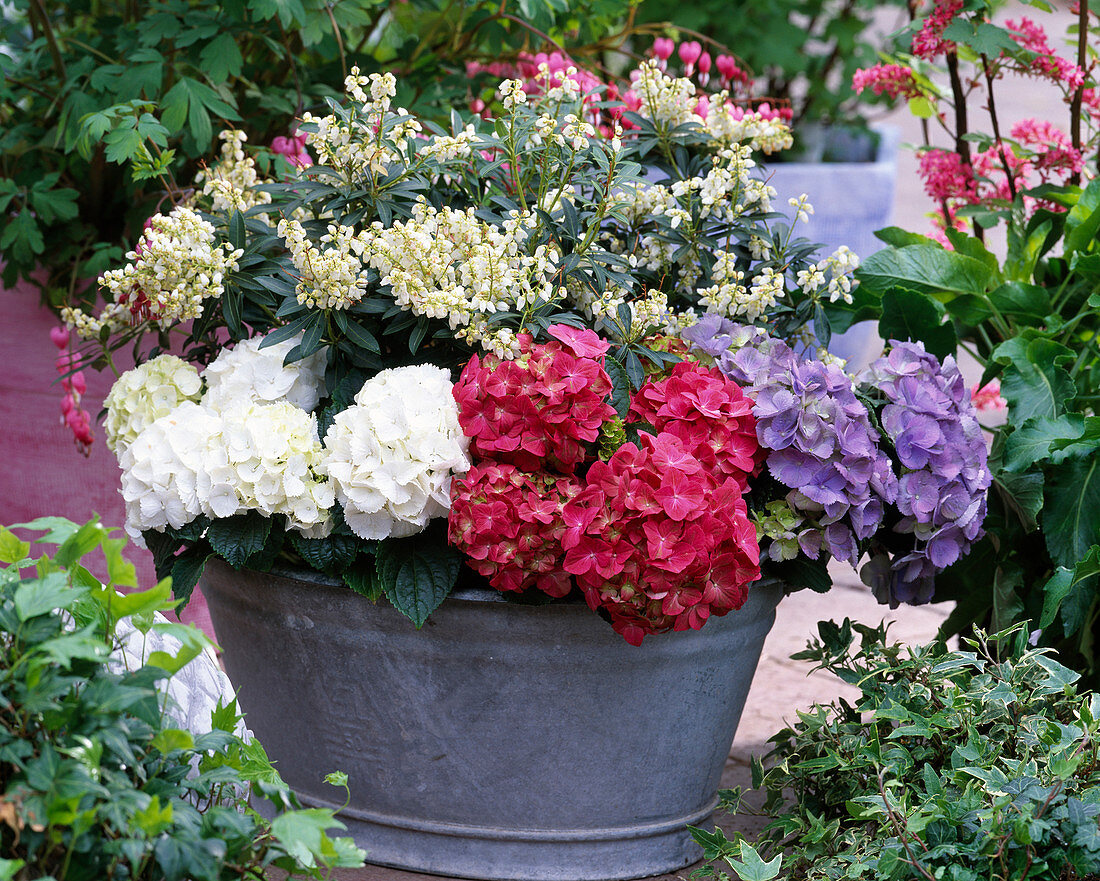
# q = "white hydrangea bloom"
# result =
<box><xmin>120</xmin><ymin>399</ymin><xmax>333</xmax><ymax>545</ymax></box>
<box><xmin>119</xmin><ymin>402</ymin><xmax>232</xmax><ymax>543</ymax></box>
<box><xmin>323</xmin><ymin>365</ymin><xmax>470</xmax><ymax>540</ymax></box>
<box><xmin>217</xmin><ymin>399</ymin><xmax>333</xmax><ymax>533</ymax></box>
<box><xmin>203</xmin><ymin>333</ymin><xmax>327</xmax><ymax>412</ymax></box>
<box><xmin>105</xmin><ymin>355</ymin><xmax>203</xmax><ymax>455</ymax></box>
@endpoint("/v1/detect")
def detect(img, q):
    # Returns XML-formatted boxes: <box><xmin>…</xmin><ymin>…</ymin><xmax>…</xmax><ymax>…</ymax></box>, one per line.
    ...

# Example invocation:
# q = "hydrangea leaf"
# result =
<box><xmin>1039</xmin><ymin>546</ymin><xmax>1100</xmax><ymax>630</ymax></box>
<box><xmin>289</xmin><ymin>532</ymin><xmax>359</xmax><ymax>574</ymax></box>
<box><xmin>878</xmin><ymin>287</ymin><xmax>957</xmax><ymax>359</ymax></box>
<box><xmin>994</xmin><ymin>337</ymin><xmax>1076</xmax><ymax>424</ymax></box>
<box><xmin>1042</xmin><ymin>457</ymin><xmax>1100</xmax><ymax>572</ymax></box>
<box><xmin>1003</xmin><ymin>415</ymin><xmax>1084</xmax><ymax>472</ymax></box>
<box><xmin>857</xmin><ymin>245</ymin><xmax>995</xmax><ymax>297</ymax></box>
<box><xmin>208</xmin><ymin>512</ymin><xmax>272</xmax><ymax>569</ymax></box>
<box><xmin>376</xmin><ymin>524</ymin><xmax>461</xmax><ymax>628</ymax></box>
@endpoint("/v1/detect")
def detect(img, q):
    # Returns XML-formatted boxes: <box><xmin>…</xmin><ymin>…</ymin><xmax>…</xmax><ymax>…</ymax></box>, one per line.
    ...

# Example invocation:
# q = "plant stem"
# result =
<box><xmin>324</xmin><ymin>4</ymin><xmax>348</xmax><ymax>79</ymax></box>
<box><xmin>27</xmin><ymin>0</ymin><xmax>67</xmax><ymax>80</ymax></box>
<box><xmin>981</xmin><ymin>55</ymin><xmax>1016</xmax><ymax>202</ymax></box>
<box><xmin>946</xmin><ymin>49</ymin><xmax>981</xmax><ymax>242</ymax></box>
<box><xmin>1070</xmin><ymin>0</ymin><xmax>1089</xmax><ymax>185</ymax></box>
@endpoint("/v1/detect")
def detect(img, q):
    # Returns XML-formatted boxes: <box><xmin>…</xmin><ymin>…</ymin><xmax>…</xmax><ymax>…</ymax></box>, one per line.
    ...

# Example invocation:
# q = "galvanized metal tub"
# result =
<box><xmin>201</xmin><ymin>560</ymin><xmax>783</xmax><ymax>881</ymax></box>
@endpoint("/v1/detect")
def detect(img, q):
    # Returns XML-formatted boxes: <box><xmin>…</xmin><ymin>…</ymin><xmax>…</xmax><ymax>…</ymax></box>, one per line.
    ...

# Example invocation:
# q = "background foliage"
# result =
<box><xmin>0</xmin><ymin>0</ymin><xmax>632</xmax><ymax>306</ymax></box>
<box><xmin>0</xmin><ymin>515</ymin><xmax>363</xmax><ymax>879</ymax></box>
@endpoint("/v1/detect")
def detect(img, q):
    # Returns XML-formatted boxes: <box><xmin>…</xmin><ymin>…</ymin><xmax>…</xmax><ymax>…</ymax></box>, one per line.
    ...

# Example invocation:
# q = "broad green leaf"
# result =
<box><xmin>270</xmin><ymin>809</ymin><xmax>355</xmax><ymax>869</ymax></box>
<box><xmin>0</xmin><ymin>528</ymin><xmax>30</xmax><ymax>564</ymax></box>
<box><xmin>987</xmin><ymin>282</ymin><xmax>1051</xmax><ymax>325</ymax></box>
<box><xmin>945</xmin><ymin>294</ymin><xmax>994</xmax><ymax>326</ymax></box>
<box><xmin>152</xmin><ymin>729</ymin><xmax>195</xmax><ymax>754</ymax></box>
<box><xmin>994</xmin><ymin>337</ymin><xmax>1076</xmax><ymax>423</ymax></box>
<box><xmin>199</xmin><ymin>32</ymin><xmax>244</xmax><ymax>82</ymax></box>
<box><xmin>289</xmin><ymin>532</ymin><xmax>359</xmax><ymax>574</ymax></box>
<box><xmin>857</xmin><ymin>245</ymin><xmax>994</xmax><ymax>298</ymax></box>
<box><xmin>1039</xmin><ymin>546</ymin><xmax>1100</xmax><ymax>629</ymax></box>
<box><xmin>343</xmin><ymin>555</ymin><xmax>382</xmax><ymax>600</ymax></box>
<box><xmin>208</xmin><ymin>512</ymin><xmax>272</xmax><ymax>568</ymax></box>
<box><xmin>132</xmin><ymin>795</ymin><xmax>174</xmax><ymax>837</ymax></box>
<box><xmin>170</xmin><ymin>547</ymin><xmax>214</xmax><ymax>604</ymax></box>
<box><xmin>942</xmin><ymin>18</ymin><xmax>1019</xmax><ymax>55</ymax></box>
<box><xmin>1005</xmin><ymin>218</ymin><xmax>1053</xmax><ymax>281</ymax></box>
<box><xmin>878</xmin><ymin>287</ymin><xmax>956</xmax><ymax>359</ymax></box>
<box><xmin>1003</xmin><ymin>415</ymin><xmax>1084</xmax><ymax>472</ymax></box>
<box><xmin>1050</xmin><ymin>415</ymin><xmax>1100</xmax><ymax>463</ymax></box>
<box><xmin>1042</xmin><ymin>457</ymin><xmax>1100</xmax><ymax>571</ymax></box>
<box><xmin>14</xmin><ymin>572</ymin><xmax>76</xmax><ymax>621</ymax></box>
<box><xmin>873</xmin><ymin>226</ymin><xmax>938</xmax><ymax>247</ymax></box>
<box><xmin>146</xmin><ymin>620</ymin><xmax>215</xmax><ymax>673</ymax></box>
<box><xmin>375</xmin><ymin>525</ymin><xmax>461</xmax><ymax>628</ymax></box>
<box><xmin>907</xmin><ymin>96</ymin><xmax>935</xmax><ymax>118</ymax></box>
<box><xmin>1064</xmin><ymin>178</ymin><xmax>1100</xmax><ymax>256</ymax></box>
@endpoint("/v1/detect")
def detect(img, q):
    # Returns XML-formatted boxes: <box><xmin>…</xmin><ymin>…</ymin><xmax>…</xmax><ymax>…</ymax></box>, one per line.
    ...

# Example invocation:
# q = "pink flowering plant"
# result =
<box><xmin>62</xmin><ymin>59</ymin><xmax>990</xmax><ymax>643</ymax></box>
<box><xmin>845</xmin><ymin>1</ymin><xmax>1100</xmax><ymax>682</ymax></box>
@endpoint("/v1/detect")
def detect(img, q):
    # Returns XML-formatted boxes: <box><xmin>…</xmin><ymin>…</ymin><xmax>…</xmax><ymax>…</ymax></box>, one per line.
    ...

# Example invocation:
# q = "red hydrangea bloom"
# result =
<box><xmin>562</xmin><ymin>431</ymin><xmax>760</xmax><ymax>646</ymax></box>
<box><xmin>449</xmin><ymin>462</ymin><xmax>596</xmax><ymax>598</ymax></box>
<box><xmin>628</xmin><ymin>360</ymin><xmax>760</xmax><ymax>488</ymax></box>
<box><xmin>453</xmin><ymin>326</ymin><xmax>617</xmax><ymax>473</ymax></box>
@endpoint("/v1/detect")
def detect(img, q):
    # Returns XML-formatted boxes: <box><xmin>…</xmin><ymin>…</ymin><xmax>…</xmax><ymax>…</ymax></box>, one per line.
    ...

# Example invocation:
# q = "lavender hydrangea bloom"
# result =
<box><xmin>683</xmin><ymin>315</ymin><xmax>897</xmax><ymax>567</ymax></box>
<box><xmin>858</xmin><ymin>341</ymin><xmax>992</xmax><ymax>606</ymax></box>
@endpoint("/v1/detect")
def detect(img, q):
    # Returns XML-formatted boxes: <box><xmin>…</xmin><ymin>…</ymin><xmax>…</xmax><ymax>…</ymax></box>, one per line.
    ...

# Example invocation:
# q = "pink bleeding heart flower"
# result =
<box><xmin>50</xmin><ymin>326</ymin><xmax>69</xmax><ymax>349</ymax></box>
<box><xmin>678</xmin><ymin>40</ymin><xmax>702</xmax><ymax>72</ymax></box>
<box><xmin>652</xmin><ymin>37</ymin><xmax>675</xmax><ymax>61</ymax></box>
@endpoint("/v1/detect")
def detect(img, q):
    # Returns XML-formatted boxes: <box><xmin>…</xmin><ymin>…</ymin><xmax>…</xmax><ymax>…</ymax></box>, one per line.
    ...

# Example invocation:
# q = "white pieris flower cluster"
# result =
<box><xmin>705</xmin><ymin>104</ymin><xmax>794</xmax><ymax>154</ymax></box>
<box><xmin>633</xmin><ymin>61</ymin><xmax>701</xmax><ymax>128</ymax></box>
<box><xmin>64</xmin><ymin>207</ymin><xmax>242</xmax><ymax>338</ymax></box>
<box><xmin>118</xmin><ymin>399</ymin><xmax>332</xmax><ymax>543</ymax></box>
<box><xmin>277</xmin><ymin>218</ymin><xmax>372</xmax><ymax>310</ymax></box>
<box><xmin>194</xmin><ymin>130</ymin><xmax>272</xmax><ymax>214</ymax></box>
<box><xmin>301</xmin><ymin>67</ymin><xmax>420</xmax><ymax>178</ymax></box>
<box><xmin>417</xmin><ymin>125</ymin><xmax>478</xmax><ymax>163</ymax></box>
<box><xmin>361</xmin><ymin>201</ymin><xmax>559</xmax><ymax>350</ymax></box>
<box><xmin>104</xmin><ymin>355</ymin><xmax>202</xmax><ymax>454</ymax></box>
<box><xmin>203</xmin><ymin>335</ymin><xmax>327</xmax><ymax>411</ymax></box>
<box><xmin>745</xmin><ymin>266</ymin><xmax>785</xmax><ymax>322</ymax></box>
<box><xmin>796</xmin><ymin>246</ymin><xmax>860</xmax><ymax>304</ymax></box>
<box><xmin>324</xmin><ymin>365</ymin><xmax>471</xmax><ymax>540</ymax></box>
<box><xmin>698</xmin><ymin>251</ymin><xmax>749</xmax><ymax>319</ymax></box>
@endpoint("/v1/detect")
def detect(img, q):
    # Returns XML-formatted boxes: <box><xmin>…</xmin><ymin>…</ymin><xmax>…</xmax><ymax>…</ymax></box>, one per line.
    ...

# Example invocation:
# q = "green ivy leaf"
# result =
<box><xmin>375</xmin><ymin>524</ymin><xmax>461</xmax><ymax>628</ymax></box>
<box><xmin>208</xmin><ymin>512</ymin><xmax>272</xmax><ymax>569</ymax></box>
<box><xmin>723</xmin><ymin>841</ymin><xmax>783</xmax><ymax>881</ymax></box>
